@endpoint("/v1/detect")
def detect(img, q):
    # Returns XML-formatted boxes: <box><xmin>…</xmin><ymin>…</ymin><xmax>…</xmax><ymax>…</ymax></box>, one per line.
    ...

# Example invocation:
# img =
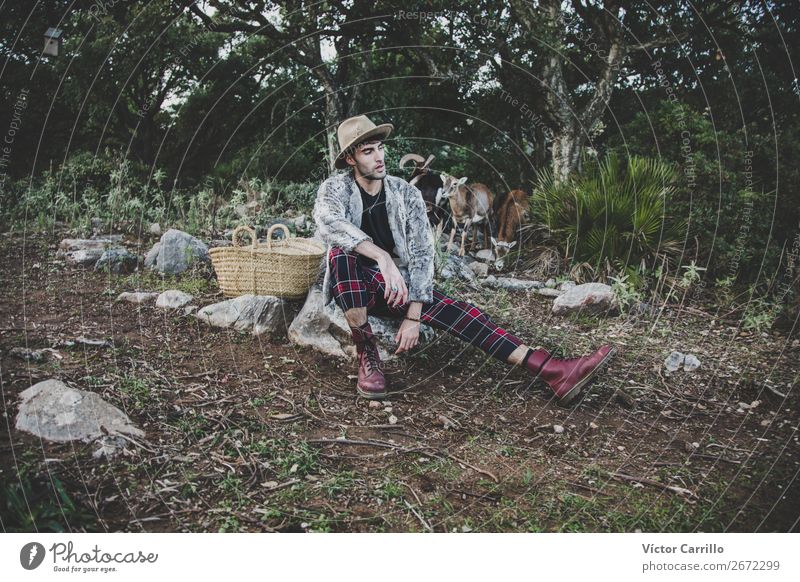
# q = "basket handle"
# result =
<box><xmin>266</xmin><ymin>224</ymin><xmax>291</xmax><ymax>249</ymax></box>
<box><xmin>232</xmin><ymin>225</ymin><xmax>258</xmax><ymax>249</ymax></box>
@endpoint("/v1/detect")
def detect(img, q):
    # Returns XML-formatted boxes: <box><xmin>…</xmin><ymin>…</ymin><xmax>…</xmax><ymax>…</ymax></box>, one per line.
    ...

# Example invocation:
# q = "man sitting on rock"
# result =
<box><xmin>312</xmin><ymin>114</ymin><xmax>616</xmax><ymax>403</ymax></box>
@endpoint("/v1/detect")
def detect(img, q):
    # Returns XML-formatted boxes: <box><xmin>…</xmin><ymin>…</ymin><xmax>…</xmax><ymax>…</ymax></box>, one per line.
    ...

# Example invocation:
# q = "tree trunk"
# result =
<box><xmin>551</xmin><ymin>128</ymin><xmax>583</xmax><ymax>184</ymax></box>
<box><xmin>321</xmin><ymin>82</ymin><xmax>345</xmax><ymax>172</ymax></box>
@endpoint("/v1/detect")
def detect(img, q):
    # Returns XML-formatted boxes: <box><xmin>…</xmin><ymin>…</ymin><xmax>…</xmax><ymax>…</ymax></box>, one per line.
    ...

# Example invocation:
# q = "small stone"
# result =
<box><xmin>64</xmin><ymin>248</ymin><xmax>104</xmax><ymax>267</ymax></box>
<box><xmin>475</xmin><ymin>249</ymin><xmax>495</xmax><ymax>262</ymax></box>
<box><xmin>156</xmin><ymin>290</ymin><xmax>194</xmax><ymax>309</ymax></box>
<box><xmin>683</xmin><ymin>354</ymin><xmax>701</xmax><ymax>372</ymax></box>
<box><xmin>95</xmin><ymin>249</ymin><xmax>139</xmax><ymax>274</ymax></box>
<box><xmin>9</xmin><ymin>347</ymin><xmax>54</xmax><ymax>362</ymax></box>
<box><xmin>384</xmin><ymin>406</ymin><xmax>393</xmax><ymax>413</ymax></box>
<box><xmin>468</xmin><ymin>261</ymin><xmax>489</xmax><ymax>278</ymax></box>
<box><xmin>617</xmin><ymin>445</ymin><xmax>625</xmax><ymax>451</ymax></box>
<box><xmin>74</xmin><ymin>337</ymin><xmax>112</xmax><ymax>348</ymax></box>
<box><xmin>750</xmin><ymin>400</ymin><xmax>760</xmax><ymax>409</ymax></box>
<box><xmin>117</xmin><ymin>292</ymin><xmax>158</xmax><ymax>304</ymax></box>
<box><xmin>368</xmin><ymin>401</ymin><xmax>382</xmax><ymax>409</ymax></box>
<box><xmin>588</xmin><ymin>422</ymin><xmax>598</xmax><ymax>430</ymax></box>
<box><xmin>553</xmin><ymin>424</ymin><xmax>564</xmax><ymax>434</ymax></box>
<box><xmin>664</xmin><ymin>351</ymin><xmax>685</xmax><ymax>372</ymax></box>
<box><xmin>92</xmin><ymin>436</ymin><xmax>128</xmax><ymax>460</ymax></box>
<box><xmin>388</xmin><ymin>415</ymin><xmax>398</xmax><ymax>425</ymax></box>
<box><xmin>545</xmin><ymin>278</ymin><xmax>557</xmax><ymax>288</ymax></box>
<box><xmin>149</xmin><ymin>223</ymin><xmax>162</xmax><ymax>236</ymax></box>
<box><xmin>760</xmin><ymin>419</ymin><xmax>771</xmax><ymax>427</ymax></box>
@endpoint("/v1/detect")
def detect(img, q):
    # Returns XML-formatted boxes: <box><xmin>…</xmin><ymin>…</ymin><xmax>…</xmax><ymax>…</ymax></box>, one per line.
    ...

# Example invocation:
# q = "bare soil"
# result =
<box><xmin>1</xmin><ymin>230</ymin><xmax>799</xmax><ymax>532</ymax></box>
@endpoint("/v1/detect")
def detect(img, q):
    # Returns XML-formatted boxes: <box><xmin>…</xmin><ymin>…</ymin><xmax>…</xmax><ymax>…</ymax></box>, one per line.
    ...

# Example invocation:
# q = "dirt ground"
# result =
<box><xmin>1</xmin><ymin>230</ymin><xmax>799</xmax><ymax>532</ymax></box>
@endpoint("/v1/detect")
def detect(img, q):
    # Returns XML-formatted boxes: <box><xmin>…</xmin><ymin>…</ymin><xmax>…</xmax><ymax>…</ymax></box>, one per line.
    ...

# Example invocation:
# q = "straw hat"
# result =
<box><xmin>334</xmin><ymin>115</ymin><xmax>393</xmax><ymax>169</ymax></box>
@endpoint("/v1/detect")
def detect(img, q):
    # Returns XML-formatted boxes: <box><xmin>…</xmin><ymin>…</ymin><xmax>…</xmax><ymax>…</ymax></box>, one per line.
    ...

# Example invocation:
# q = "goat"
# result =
<box><xmin>491</xmin><ymin>189</ymin><xmax>530</xmax><ymax>267</ymax></box>
<box><xmin>398</xmin><ymin>153</ymin><xmax>449</xmax><ymax>229</ymax></box>
<box><xmin>439</xmin><ymin>174</ymin><xmax>494</xmax><ymax>257</ymax></box>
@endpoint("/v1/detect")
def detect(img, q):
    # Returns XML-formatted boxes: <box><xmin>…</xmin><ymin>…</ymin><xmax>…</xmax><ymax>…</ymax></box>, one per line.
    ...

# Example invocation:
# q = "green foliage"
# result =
<box><xmin>117</xmin><ymin>376</ymin><xmax>153</xmax><ymax>411</ymax></box>
<box><xmin>532</xmin><ymin>154</ymin><xmax>687</xmax><ymax>279</ymax></box>
<box><xmin>742</xmin><ymin>295</ymin><xmax>781</xmax><ymax>332</ymax></box>
<box><xmin>609</xmin><ymin>273</ymin><xmax>643</xmax><ymax>313</ymax></box>
<box><xmin>0</xmin><ymin>475</ymin><xmax>97</xmax><ymax>532</ymax></box>
<box><xmin>612</xmin><ymin>99</ymin><xmax>793</xmax><ymax>284</ymax></box>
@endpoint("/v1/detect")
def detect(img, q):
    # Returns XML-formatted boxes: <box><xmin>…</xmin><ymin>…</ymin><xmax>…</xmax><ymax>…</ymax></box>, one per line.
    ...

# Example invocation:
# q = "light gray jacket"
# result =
<box><xmin>312</xmin><ymin>171</ymin><xmax>435</xmax><ymax>307</ymax></box>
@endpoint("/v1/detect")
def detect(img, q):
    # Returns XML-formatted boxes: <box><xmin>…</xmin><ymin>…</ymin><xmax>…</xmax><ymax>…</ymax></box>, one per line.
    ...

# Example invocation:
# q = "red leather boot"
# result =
<box><xmin>350</xmin><ymin>321</ymin><xmax>387</xmax><ymax>399</ymax></box>
<box><xmin>524</xmin><ymin>345</ymin><xmax>616</xmax><ymax>405</ymax></box>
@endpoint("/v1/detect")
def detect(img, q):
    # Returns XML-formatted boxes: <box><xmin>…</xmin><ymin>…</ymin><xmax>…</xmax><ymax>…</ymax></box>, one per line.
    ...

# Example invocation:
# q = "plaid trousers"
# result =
<box><xmin>328</xmin><ymin>247</ymin><xmax>523</xmax><ymax>362</ymax></box>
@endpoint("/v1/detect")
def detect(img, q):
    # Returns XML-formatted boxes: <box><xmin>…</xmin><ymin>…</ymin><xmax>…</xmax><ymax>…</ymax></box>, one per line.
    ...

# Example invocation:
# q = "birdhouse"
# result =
<box><xmin>43</xmin><ymin>27</ymin><xmax>63</xmax><ymax>56</ymax></box>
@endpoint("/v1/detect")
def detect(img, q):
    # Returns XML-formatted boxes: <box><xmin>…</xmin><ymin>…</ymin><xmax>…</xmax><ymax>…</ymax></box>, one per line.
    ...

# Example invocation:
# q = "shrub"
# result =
<box><xmin>531</xmin><ymin>153</ymin><xmax>687</xmax><ymax>282</ymax></box>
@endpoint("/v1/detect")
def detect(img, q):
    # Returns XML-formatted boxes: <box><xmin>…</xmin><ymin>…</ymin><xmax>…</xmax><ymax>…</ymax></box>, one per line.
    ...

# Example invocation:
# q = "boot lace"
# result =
<box><xmin>363</xmin><ymin>342</ymin><xmax>382</xmax><ymax>373</ymax></box>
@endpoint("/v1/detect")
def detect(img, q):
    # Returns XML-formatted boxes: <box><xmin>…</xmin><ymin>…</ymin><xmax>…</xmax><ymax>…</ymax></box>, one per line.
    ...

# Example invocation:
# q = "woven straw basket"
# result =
<box><xmin>209</xmin><ymin>224</ymin><xmax>325</xmax><ymax>299</ymax></box>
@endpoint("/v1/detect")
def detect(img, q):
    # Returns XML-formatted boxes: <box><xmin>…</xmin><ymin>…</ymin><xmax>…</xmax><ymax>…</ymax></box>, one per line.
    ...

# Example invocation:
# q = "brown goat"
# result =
<box><xmin>491</xmin><ymin>189</ymin><xmax>530</xmax><ymax>264</ymax></box>
<box><xmin>440</xmin><ymin>175</ymin><xmax>494</xmax><ymax>256</ymax></box>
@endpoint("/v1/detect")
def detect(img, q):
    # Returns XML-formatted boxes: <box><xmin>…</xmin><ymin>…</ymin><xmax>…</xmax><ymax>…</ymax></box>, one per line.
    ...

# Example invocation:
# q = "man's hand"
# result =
<box><xmin>395</xmin><ymin>318</ymin><xmax>420</xmax><ymax>354</ymax></box>
<box><xmin>377</xmin><ymin>255</ymin><xmax>409</xmax><ymax>307</ymax></box>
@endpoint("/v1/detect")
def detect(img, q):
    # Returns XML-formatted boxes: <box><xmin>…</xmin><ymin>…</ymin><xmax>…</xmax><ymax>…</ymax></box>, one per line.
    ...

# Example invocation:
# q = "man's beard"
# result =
<box><xmin>357</xmin><ymin>162</ymin><xmax>385</xmax><ymax>181</ymax></box>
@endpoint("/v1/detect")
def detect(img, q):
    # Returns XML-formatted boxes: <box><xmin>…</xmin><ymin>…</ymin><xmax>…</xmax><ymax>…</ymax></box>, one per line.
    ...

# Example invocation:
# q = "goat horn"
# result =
<box><xmin>420</xmin><ymin>154</ymin><xmax>435</xmax><ymax>171</ymax></box>
<box><xmin>399</xmin><ymin>153</ymin><xmax>425</xmax><ymax>169</ymax></box>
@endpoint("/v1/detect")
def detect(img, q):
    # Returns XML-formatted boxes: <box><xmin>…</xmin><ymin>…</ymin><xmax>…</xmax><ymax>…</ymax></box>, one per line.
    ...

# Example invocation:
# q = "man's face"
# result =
<box><xmin>346</xmin><ymin>140</ymin><xmax>386</xmax><ymax>181</ymax></box>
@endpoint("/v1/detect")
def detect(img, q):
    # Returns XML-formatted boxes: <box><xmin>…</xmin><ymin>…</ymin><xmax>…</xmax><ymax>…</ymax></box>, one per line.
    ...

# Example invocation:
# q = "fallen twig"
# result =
<box><xmin>436</xmin><ymin>450</ymin><xmax>498</xmax><ymax>483</ymax></box>
<box><xmin>308</xmin><ymin>438</ymin><xmax>411</xmax><ymax>451</ymax></box>
<box><xmin>402</xmin><ymin>499</ymin><xmax>433</xmax><ymax>532</ymax></box>
<box><xmin>262</xmin><ymin>478</ymin><xmax>301</xmax><ymax>492</ymax></box>
<box><xmin>566</xmin><ymin>481</ymin><xmax>610</xmax><ymax>497</ymax></box>
<box><xmin>609</xmin><ymin>471</ymin><xmax>697</xmax><ymax>499</ymax></box>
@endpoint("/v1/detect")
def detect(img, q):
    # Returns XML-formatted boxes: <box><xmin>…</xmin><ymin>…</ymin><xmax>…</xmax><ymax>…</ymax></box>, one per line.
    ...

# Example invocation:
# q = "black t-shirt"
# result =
<box><xmin>357</xmin><ymin>180</ymin><xmax>397</xmax><ymax>266</ymax></box>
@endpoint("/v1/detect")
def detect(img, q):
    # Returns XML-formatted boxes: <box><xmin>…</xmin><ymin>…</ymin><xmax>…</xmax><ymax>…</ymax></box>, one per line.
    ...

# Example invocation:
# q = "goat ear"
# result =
<box><xmin>509</xmin><ymin>241</ymin><xmax>517</xmax><ymax>248</ymax></box>
<box><xmin>490</xmin><ymin>237</ymin><xmax>497</xmax><ymax>245</ymax></box>
<box><xmin>457</xmin><ymin>177</ymin><xmax>468</xmax><ymax>186</ymax></box>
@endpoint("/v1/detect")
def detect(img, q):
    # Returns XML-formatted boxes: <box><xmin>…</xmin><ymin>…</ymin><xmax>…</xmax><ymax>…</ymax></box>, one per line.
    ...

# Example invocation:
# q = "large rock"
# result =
<box><xmin>156</xmin><ymin>290</ymin><xmax>194</xmax><ymax>309</ymax></box>
<box><xmin>15</xmin><ymin>379</ymin><xmax>144</xmax><ymax>443</ymax></box>
<box><xmin>196</xmin><ymin>295</ymin><xmax>300</xmax><ymax>336</ymax></box>
<box><xmin>552</xmin><ymin>282</ymin><xmax>618</xmax><ymax>315</ymax></box>
<box><xmin>482</xmin><ymin>275</ymin><xmax>543</xmax><ymax>292</ymax></box>
<box><xmin>288</xmin><ymin>282</ymin><xmax>434</xmax><ymax>361</ymax></box>
<box><xmin>440</xmin><ymin>255</ymin><xmax>477</xmax><ymax>284</ymax></box>
<box><xmin>146</xmin><ymin>229</ymin><xmax>209</xmax><ymax>275</ymax></box>
<box><xmin>95</xmin><ymin>248</ymin><xmax>139</xmax><ymax>274</ymax></box>
<box><xmin>144</xmin><ymin>242</ymin><xmax>161</xmax><ymax>269</ymax></box>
